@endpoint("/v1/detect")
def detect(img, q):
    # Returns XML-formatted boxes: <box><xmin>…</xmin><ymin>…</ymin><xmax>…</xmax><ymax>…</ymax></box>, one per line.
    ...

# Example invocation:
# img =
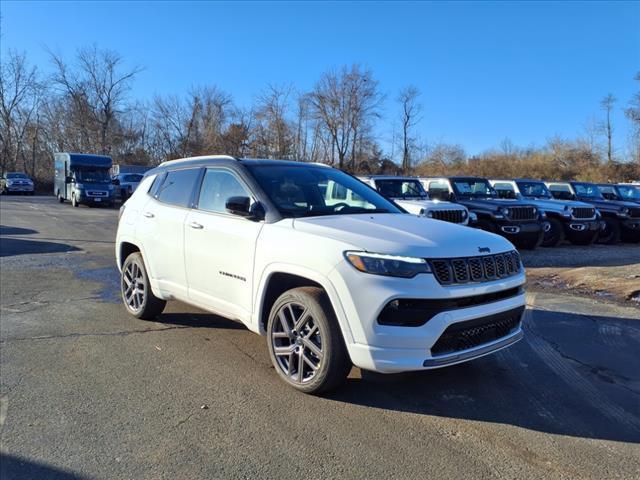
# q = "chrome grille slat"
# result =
<box><xmin>429</xmin><ymin>251</ymin><xmax>521</xmax><ymax>285</ymax></box>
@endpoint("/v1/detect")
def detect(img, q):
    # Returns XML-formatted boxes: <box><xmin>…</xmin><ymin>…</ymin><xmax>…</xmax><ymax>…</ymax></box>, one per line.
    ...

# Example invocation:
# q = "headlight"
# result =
<box><xmin>461</xmin><ymin>209</ymin><xmax>468</xmax><ymax>219</ymax></box>
<box><xmin>531</xmin><ymin>207</ymin><xmax>537</xmax><ymax>215</ymax></box>
<box><xmin>501</xmin><ymin>207</ymin><xmax>510</xmax><ymax>216</ymax></box>
<box><xmin>620</xmin><ymin>208</ymin><xmax>630</xmax><ymax>216</ymax></box>
<box><xmin>344</xmin><ymin>251</ymin><xmax>431</xmax><ymax>278</ymax></box>
<box><xmin>108</xmin><ymin>184</ymin><xmax>114</xmax><ymax>191</ymax></box>
<box><xmin>426</xmin><ymin>211</ymin><xmax>433</xmax><ymax>218</ymax></box>
<box><xmin>564</xmin><ymin>206</ymin><xmax>572</xmax><ymax>217</ymax></box>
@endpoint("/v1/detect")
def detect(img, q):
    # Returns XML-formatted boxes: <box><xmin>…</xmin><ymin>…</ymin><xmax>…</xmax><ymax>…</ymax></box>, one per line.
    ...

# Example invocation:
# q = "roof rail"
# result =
<box><xmin>159</xmin><ymin>154</ymin><xmax>238</xmax><ymax>167</ymax></box>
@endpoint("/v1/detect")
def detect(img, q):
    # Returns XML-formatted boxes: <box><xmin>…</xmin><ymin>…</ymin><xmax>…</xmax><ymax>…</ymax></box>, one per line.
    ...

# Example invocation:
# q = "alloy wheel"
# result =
<box><xmin>270</xmin><ymin>302</ymin><xmax>323</xmax><ymax>384</ymax></box>
<box><xmin>122</xmin><ymin>260</ymin><xmax>145</xmax><ymax>313</ymax></box>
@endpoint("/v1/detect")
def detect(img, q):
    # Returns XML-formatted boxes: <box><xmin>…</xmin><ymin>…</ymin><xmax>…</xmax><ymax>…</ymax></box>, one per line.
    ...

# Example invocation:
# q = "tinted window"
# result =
<box><xmin>156</xmin><ymin>168</ymin><xmax>201</xmax><ymax>207</ymax></box>
<box><xmin>123</xmin><ymin>174</ymin><xmax>143</xmax><ymax>182</ymax></box>
<box><xmin>516</xmin><ymin>181</ymin><xmax>552</xmax><ymax>199</ymax></box>
<box><xmin>197</xmin><ymin>169</ymin><xmax>251</xmax><ymax>213</ymax></box>
<box><xmin>374</xmin><ymin>179</ymin><xmax>427</xmax><ymax>199</ymax></box>
<box><xmin>452</xmin><ymin>179</ymin><xmax>496</xmax><ymax>198</ymax></box>
<box><xmin>572</xmin><ymin>183</ymin><xmax>603</xmax><ymax>199</ymax></box>
<box><xmin>246</xmin><ymin>165</ymin><xmax>401</xmax><ymax>218</ymax></box>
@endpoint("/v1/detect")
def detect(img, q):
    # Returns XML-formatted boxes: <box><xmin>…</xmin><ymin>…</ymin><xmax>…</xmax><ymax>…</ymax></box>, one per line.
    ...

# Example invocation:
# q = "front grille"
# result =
<box><xmin>430</xmin><ymin>251</ymin><xmax>521</xmax><ymax>285</ymax></box>
<box><xmin>431</xmin><ymin>209</ymin><xmax>465</xmax><ymax>224</ymax></box>
<box><xmin>431</xmin><ymin>307</ymin><xmax>524</xmax><ymax>355</ymax></box>
<box><xmin>506</xmin><ymin>206</ymin><xmax>536</xmax><ymax>221</ymax></box>
<box><xmin>572</xmin><ymin>207</ymin><xmax>595</xmax><ymax>219</ymax></box>
<box><xmin>630</xmin><ymin>207</ymin><xmax>640</xmax><ymax>218</ymax></box>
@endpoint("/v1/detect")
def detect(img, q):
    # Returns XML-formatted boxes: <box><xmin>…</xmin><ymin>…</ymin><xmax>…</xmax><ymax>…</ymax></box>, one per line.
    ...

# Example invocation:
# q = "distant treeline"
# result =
<box><xmin>2</xmin><ymin>46</ymin><xmax>639</xmax><ymax>188</ymax></box>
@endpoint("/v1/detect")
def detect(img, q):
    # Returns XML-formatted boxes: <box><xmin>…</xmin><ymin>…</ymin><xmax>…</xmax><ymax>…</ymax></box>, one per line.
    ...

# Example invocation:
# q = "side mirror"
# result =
<box><xmin>225</xmin><ymin>196</ymin><xmax>264</xmax><ymax>220</ymax></box>
<box><xmin>66</xmin><ymin>176</ymin><xmax>73</xmax><ymax>184</ymax></box>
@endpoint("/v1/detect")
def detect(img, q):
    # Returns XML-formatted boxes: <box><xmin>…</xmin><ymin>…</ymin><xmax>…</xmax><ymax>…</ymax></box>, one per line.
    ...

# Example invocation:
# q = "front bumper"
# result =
<box><xmin>77</xmin><ymin>190</ymin><xmax>113</xmax><ymax>204</ymax></box>
<box><xmin>6</xmin><ymin>185</ymin><xmax>34</xmax><ymax>192</ymax></box>
<box><xmin>329</xmin><ymin>259</ymin><xmax>527</xmax><ymax>373</ymax></box>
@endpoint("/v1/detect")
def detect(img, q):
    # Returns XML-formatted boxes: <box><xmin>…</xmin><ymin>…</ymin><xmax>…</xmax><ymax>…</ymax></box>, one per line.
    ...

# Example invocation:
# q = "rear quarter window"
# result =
<box><xmin>155</xmin><ymin>168</ymin><xmax>201</xmax><ymax>207</ymax></box>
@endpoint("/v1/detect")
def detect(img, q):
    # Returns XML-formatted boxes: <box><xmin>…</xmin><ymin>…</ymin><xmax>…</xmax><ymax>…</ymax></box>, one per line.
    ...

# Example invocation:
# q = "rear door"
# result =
<box><xmin>184</xmin><ymin>168</ymin><xmax>263</xmax><ymax>320</ymax></box>
<box><xmin>136</xmin><ymin>168</ymin><xmax>201</xmax><ymax>299</ymax></box>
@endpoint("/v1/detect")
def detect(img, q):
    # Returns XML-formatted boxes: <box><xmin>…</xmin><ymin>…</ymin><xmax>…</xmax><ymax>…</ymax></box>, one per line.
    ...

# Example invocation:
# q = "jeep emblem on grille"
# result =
<box><xmin>478</xmin><ymin>247</ymin><xmax>490</xmax><ymax>253</ymax></box>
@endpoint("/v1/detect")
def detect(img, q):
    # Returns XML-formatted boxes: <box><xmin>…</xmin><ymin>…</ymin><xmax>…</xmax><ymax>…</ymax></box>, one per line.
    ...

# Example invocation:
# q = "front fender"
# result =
<box><xmin>252</xmin><ymin>263</ymin><xmax>355</xmax><ymax>345</ymax></box>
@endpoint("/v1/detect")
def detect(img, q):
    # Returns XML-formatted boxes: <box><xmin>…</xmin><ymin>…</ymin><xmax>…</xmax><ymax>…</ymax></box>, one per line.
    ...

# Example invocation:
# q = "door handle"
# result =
<box><xmin>189</xmin><ymin>221</ymin><xmax>203</xmax><ymax>230</ymax></box>
<box><xmin>143</xmin><ymin>211</ymin><xmax>154</xmax><ymax>218</ymax></box>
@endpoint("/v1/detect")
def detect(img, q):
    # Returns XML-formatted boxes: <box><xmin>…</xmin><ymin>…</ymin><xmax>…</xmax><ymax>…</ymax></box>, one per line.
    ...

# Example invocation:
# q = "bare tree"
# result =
<box><xmin>397</xmin><ymin>85</ymin><xmax>421</xmax><ymax>173</ymax></box>
<box><xmin>600</xmin><ymin>93</ymin><xmax>616</xmax><ymax>164</ymax></box>
<box><xmin>309</xmin><ymin>65</ymin><xmax>382</xmax><ymax>170</ymax></box>
<box><xmin>48</xmin><ymin>45</ymin><xmax>142</xmax><ymax>154</ymax></box>
<box><xmin>0</xmin><ymin>51</ymin><xmax>43</xmax><ymax>173</ymax></box>
<box><xmin>624</xmin><ymin>73</ymin><xmax>640</xmax><ymax>164</ymax></box>
<box><xmin>253</xmin><ymin>84</ymin><xmax>293</xmax><ymax>158</ymax></box>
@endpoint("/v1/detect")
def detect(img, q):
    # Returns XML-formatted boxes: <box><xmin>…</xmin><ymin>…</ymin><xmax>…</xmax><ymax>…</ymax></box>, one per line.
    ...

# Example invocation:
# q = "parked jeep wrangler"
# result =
<box><xmin>489</xmin><ymin>179</ymin><xmax>601</xmax><ymax>247</ymax></box>
<box><xmin>546</xmin><ymin>181</ymin><xmax>640</xmax><ymax>244</ymax></box>
<box><xmin>358</xmin><ymin>176</ymin><xmax>471</xmax><ymax>225</ymax></box>
<box><xmin>597</xmin><ymin>183</ymin><xmax>640</xmax><ymax>205</ymax></box>
<box><xmin>420</xmin><ymin>177</ymin><xmax>546</xmax><ymax>250</ymax></box>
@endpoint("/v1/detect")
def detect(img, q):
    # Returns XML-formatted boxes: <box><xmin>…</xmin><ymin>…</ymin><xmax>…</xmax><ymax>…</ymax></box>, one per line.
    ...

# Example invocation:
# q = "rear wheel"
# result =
<box><xmin>541</xmin><ymin>218</ymin><xmax>565</xmax><ymax>247</ymax></box>
<box><xmin>517</xmin><ymin>232</ymin><xmax>544</xmax><ymax>250</ymax></box>
<box><xmin>597</xmin><ymin>218</ymin><xmax>621</xmax><ymax>245</ymax></box>
<box><xmin>267</xmin><ymin>287</ymin><xmax>351</xmax><ymax>394</ymax></box>
<box><xmin>121</xmin><ymin>252</ymin><xmax>166</xmax><ymax>319</ymax></box>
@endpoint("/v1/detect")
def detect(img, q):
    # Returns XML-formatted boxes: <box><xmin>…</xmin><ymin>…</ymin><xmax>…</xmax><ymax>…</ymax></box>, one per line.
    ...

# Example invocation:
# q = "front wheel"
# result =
<box><xmin>267</xmin><ymin>287</ymin><xmax>351</xmax><ymax>394</ymax></box>
<box><xmin>121</xmin><ymin>252</ymin><xmax>166</xmax><ymax>319</ymax></box>
<box><xmin>541</xmin><ymin>218</ymin><xmax>565</xmax><ymax>247</ymax></box>
<box><xmin>597</xmin><ymin>218</ymin><xmax>621</xmax><ymax>245</ymax></box>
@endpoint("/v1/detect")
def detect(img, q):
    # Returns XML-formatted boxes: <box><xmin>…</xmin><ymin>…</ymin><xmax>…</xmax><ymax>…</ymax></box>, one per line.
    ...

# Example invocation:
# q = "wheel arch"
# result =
<box><xmin>254</xmin><ymin>266</ymin><xmax>354</xmax><ymax>346</ymax></box>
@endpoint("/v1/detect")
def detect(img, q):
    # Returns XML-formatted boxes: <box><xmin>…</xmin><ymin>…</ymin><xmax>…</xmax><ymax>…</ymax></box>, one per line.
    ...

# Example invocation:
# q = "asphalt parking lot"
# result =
<box><xmin>1</xmin><ymin>196</ymin><xmax>639</xmax><ymax>479</ymax></box>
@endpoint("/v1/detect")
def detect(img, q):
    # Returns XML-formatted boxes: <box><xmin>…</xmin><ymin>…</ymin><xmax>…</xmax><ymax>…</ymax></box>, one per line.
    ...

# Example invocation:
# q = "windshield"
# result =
<box><xmin>617</xmin><ymin>185</ymin><xmax>640</xmax><ymax>200</ymax></box>
<box><xmin>572</xmin><ymin>183</ymin><xmax>604</xmax><ymax>199</ymax></box>
<box><xmin>516</xmin><ymin>181</ymin><xmax>552</xmax><ymax>199</ymax></box>
<box><xmin>452</xmin><ymin>179</ymin><xmax>497</xmax><ymax>198</ymax></box>
<box><xmin>374</xmin><ymin>179</ymin><xmax>428</xmax><ymax>199</ymax></box>
<box><xmin>123</xmin><ymin>174</ymin><xmax>143</xmax><ymax>182</ymax></box>
<box><xmin>6</xmin><ymin>173</ymin><xmax>28</xmax><ymax>179</ymax></box>
<box><xmin>246</xmin><ymin>164</ymin><xmax>402</xmax><ymax>218</ymax></box>
<box><xmin>75</xmin><ymin>169</ymin><xmax>111</xmax><ymax>183</ymax></box>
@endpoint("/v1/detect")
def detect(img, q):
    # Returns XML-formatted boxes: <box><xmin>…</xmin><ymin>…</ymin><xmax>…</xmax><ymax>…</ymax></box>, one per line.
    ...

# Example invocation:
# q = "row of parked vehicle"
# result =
<box><xmin>356</xmin><ymin>175</ymin><xmax>640</xmax><ymax>248</ymax></box>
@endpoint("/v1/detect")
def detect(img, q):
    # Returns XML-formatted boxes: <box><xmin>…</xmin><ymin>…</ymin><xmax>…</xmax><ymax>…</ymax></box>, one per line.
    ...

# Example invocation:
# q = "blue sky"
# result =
<box><xmin>1</xmin><ymin>1</ymin><xmax>639</xmax><ymax>158</ymax></box>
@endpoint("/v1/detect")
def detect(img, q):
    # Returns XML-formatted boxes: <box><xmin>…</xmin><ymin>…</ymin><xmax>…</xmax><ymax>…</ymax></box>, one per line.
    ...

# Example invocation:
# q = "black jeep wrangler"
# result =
<box><xmin>547</xmin><ymin>181</ymin><xmax>640</xmax><ymax>244</ymax></box>
<box><xmin>421</xmin><ymin>177</ymin><xmax>546</xmax><ymax>250</ymax></box>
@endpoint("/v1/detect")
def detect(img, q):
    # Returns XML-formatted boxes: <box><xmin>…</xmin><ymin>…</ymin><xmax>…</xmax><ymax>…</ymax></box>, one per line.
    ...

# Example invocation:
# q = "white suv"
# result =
<box><xmin>116</xmin><ymin>156</ymin><xmax>526</xmax><ymax>393</ymax></box>
<box><xmin>358</xmin><ymin>176</ymin><xmax>471</xmax><ymax>225</ymax></box>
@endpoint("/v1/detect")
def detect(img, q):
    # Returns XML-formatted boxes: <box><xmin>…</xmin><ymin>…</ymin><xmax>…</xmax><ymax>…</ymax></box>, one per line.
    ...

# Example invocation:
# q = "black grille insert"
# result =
<box><xmin>572</xmin><ymin>207</ymin><xmax>595</xmax><ymax>219</ymax></box>
<box><xmin>431</xmin><ymin>209</ymin><xmax>465</xmax><ymax>224</ymax></box>
<box><xmin>430</xmin><ymin>251</ymin><xmax>521</xmax><ymax>285</ymax></box>
<box><xmin>506</xmin><ymin>206</ymin><xmax>536</xmax><ymax>221</ymax></box>
<box><xmin>431</xmin><ymin>307</ymin><xmax>524</xmax><ymax>355</ymax></box>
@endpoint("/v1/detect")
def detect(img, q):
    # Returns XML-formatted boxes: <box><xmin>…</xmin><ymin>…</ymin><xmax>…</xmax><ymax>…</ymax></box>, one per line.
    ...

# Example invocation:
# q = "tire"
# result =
<box><xmin>541</xmin><ymin>218</ymin><xmax>565</xmax><ymax>247</ymax></box>
<box><xmin>71</xmin><ymin>193</ymin><xmax>78</xmax><ymax>207</ymax></box>
<box><xmin>516</xmin><ymin>232</ymin><xmax>544</xmax><ymax>250</ymax></box>
<box><xmin>121</xmin><ymin>252</ymin><xmax>166</xmax><ymax>320</ymax></box>
<box><xmin>597</xmin><ymin>218</ymin><xmax>621</xmax><ymax>245</ymax></box>
<box><xmin>474</xmin><ymin>219</ymin><xmax>495</xmax><ymax>233</ymax></box>
<box><xmin>267</xmin><ymin>287</ymin><xmax>351</xmax><ymax>394</ymax></box>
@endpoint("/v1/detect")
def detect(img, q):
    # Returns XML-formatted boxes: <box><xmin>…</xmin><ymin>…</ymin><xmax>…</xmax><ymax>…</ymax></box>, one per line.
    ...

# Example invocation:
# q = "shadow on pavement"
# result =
<box><xmin>0</xmin><ymin>225</ymin><xmax>38</xmax><ymax>236</ymax></box>
<box><xmin>0</xmin><ymin>453</ymin><xmax>86</xmax><ymax>480</ymax></box>
<box><xmin>155</xmin><ymin>312</ymin><xmax>247</xmax><ymax>330</ymax></box>
<box><xmin>0</xmin><ymin>237</ymin><xmax>81</xmax><ymax>257</ymax></box>
<box><xmin>326</xmin><ymin>308</ymin><xmax>640</xmax><ymax>444</ymax></box>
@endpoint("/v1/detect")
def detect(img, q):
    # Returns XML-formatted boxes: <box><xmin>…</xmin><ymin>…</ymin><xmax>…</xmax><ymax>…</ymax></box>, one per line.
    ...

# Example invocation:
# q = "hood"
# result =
<box><xmin>456</xmin><ymin>197</ymin><xmax>534</xmax><ymax>212</ymax></box>
<box><xmin>576</xmin><ymin>197</ymin><xmax>637</xmax><ymax>211</ymax></box>
<box><xmin>394</xmin><ymin>198</ymin><xmax>466</xmax><ymax>214</ymax></box>
<box><xmin>521</xmin><ymin>197</ymin><xmax>590</xmax><ymax>212</ymax></box>
<box><xmin>293</xmin><ymin>213</ymin><xmax>514</xmax><ymax>258</ymax></box>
